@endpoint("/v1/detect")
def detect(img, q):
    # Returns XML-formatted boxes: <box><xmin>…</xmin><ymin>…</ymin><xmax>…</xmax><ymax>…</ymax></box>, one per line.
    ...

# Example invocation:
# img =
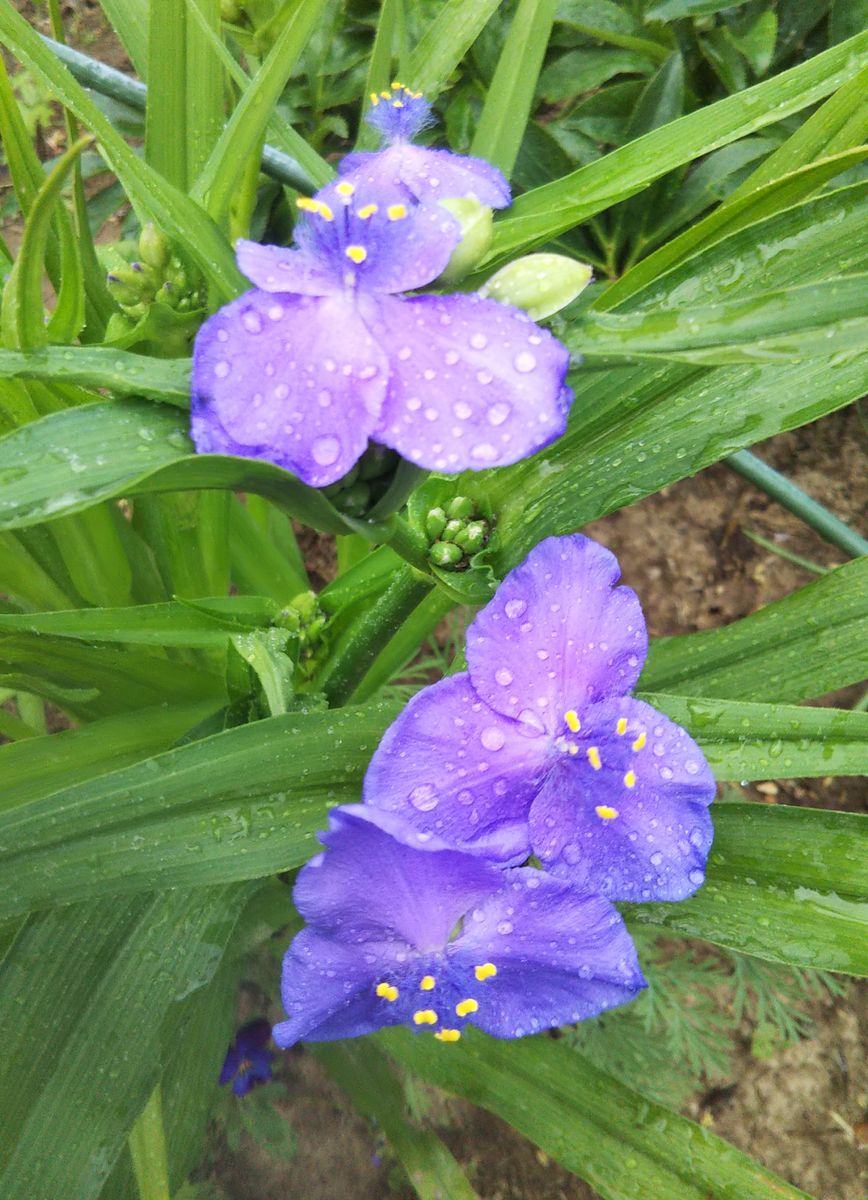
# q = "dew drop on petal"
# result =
<box><xmin>495</xmin><ymin>667</ymin><xmax>513</xmax><ymax>686</ymax></box>
<box><xmin>267</xmin><ymin>304</ymin><xmax>284</xmax><ymax>321</ymax></box>
<box><xmin>311</xmin><ymin>436</ymin><xmax>340</xmax><ymax>466</ymax></box>
<box><xmin>689</xmin><ymin>868</ymin><xmax>705</xmax><ymax>886</ymax></box>
<box><xmin>504</xmin><ymin>598</ymin><xmax>527</xmax><ymax>620</ymax></box>
<box><xmin>496</xmin><ymin>920</ymin><xmax>513</xmax><ymax>935</ymax></box>
<box><xmin>409</xmin><ymin>784</ymin><xmax>438</xmax><ymax>812</ymax></box>
<box><xmin>457</xmin><ymin>789</ymin><xmax>473</xmax><ymax>805</ymax></box>
<box><xmin>480</xmin><ymin>727</ymin><xmax>505</xmax><ymax>751</ymax></box>
<box><xmin>452</xmin><ymin>400</ymin><xmax>472</xmax><ymax>420</ymax></box>
<box><xmin>650</xmin><ymin>852</ymin><xmax>663</xmax><ymax>867</ymax></box>
<box><xmin>214</xmin><ymin>361</ymin><xmax>230</xmax><ymax>379</ymax></box>
<box><xmin>470</xmin><ymin>332</ymin><xmax>488</xmax><ymax>350</ymax></box>
<box><xmin>242</xmin><ymin>310</ymin><xmax>263</xmax><ymax>334</ymax></box>
<box><xmin>487</xmin><ymin>402</ymin><xmax>511</xmax><ymax>426</ymax></box>
<box><xmin>470</xmin><ymin>442</ymin><xmax>498</xmax><ymax>463</ymax></box>
<box><xmin>514</xmin><ymin>351</ymin><xmax>536</xmax><ymax>373</ymax></box>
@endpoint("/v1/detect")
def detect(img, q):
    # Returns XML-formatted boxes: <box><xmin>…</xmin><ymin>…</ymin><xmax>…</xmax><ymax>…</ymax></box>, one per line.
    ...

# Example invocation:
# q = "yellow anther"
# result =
<box><xmin>317</xmin><ymin>202</ymin><xmax>334</xmax><ymax>221</ymax></box>
<box><xmin>413</xmin><ymin>1009</ymin><xmax>438</xmax><ymax>1026</ymax></box>
<box><xmin>564</xmin><ymin>710</ymin><xmax>581</xmax><ymax>734</ymax></box>
<box><xmin>616</xmin><ymin>717</ymin><xmax>628</xmax><ymax>736</ymax></box>
<box><xmin>380</xmin><ymin>90</ymin><xmax>391</xmax><ymax>100</ymax></box>
<box><xmin>370</xmin><ymin>92</ymin><xmax>380</xmax><ymax>105</ymax></box>
<box><xmin>632</xmin><ymin>732</ymin><xmax>647</xmax><ymax>752</ymax></box>
<box><xmin>296</xmin><ymin>196</ymin><xmax>319</xmax><ymax>213</ymax></box>
<box><xmin>595</xmin><ymin>805</ymin><xmax>619</xmax><ymax>821</ymax></box>
<box><xmin>624</xmin><ymin>770</ymin><xmax>637</xmax><ymax>789</ymax></box>
<box><xmin>345</xmin><ymin>245</ymin><xmax>367</xmax><ymax>264</ymax></box>
<box><xmin>587</xmin><ymin>746</ymin><xmax>602</xmax><ymax>771</ymax></box>
<box><xmin>419</xmin><ymin>975</ymin><xmax>436</xmax><ymax>991</ymax></box>
<box><xmin>456</xmin><ymin>998</ymin><xmax>478</xmax><ymax>1017</ymax></box>
<box><xmin>335</xmin><ymin>181</ymin><xmax>355</xmax><ymax>198</ymax></box>
<box><xmin>475</xmin><ymin>963</ymin><xmax>497</xmax><ymax>982</ymax></box>
<box><xmin>387</xmin><ymin>204</ymin><xmax>408</xmax><ymax>221</ymax></box>
<box><xmin>357</xmin><ymin>203</ymin><xmax>379</xmax><ymax>220</ymax></box>
<box><xmin>393</xmin><ymin>100</ymin><xmax>404</xmax><ymax>108</ymax></box>
<box><xmin>376</xmin><ymin>982</ymin><xmax>399</xmax><ymax>1002</ymax></box>
<box><xmin>391</xmin><ymin>80</ymin><xmax>403</xmax><ymax>89</ymax></box>
<box><xmin>435</xmin><ymin>1029</ymin><xmax>461</xmax><ymax>1042</ymax></box>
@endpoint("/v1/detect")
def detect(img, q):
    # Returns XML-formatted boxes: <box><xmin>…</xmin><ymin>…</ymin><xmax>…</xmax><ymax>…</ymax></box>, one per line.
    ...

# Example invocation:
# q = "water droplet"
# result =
<box><xmin>476</xmin><ymin>369</ymin><xmax>493</xmax><ymax>385</ymax></box>
<box><xmin>214</xmin><ymin>360</ymin><xmax>230</xmax><ymax>379</ymax></box>
<box><xmin>650</xmin><ymin>851</ymin><xmax>663</xmax><ymax>866</ymax></box>
<box><xmin>480</xmin><ymin>727</ymin><xmax>505</xmax><ymax>751</ymax></box>
<box><xmin>242</xmin><ymin>310</ymin><xmax>262</xmax><ymax>334</ymax></box>
<box><xmin>470</xmin><ymin>442</ymin><xmax>497</xmax><ymax>462</ymax></box>
<box><xmin>488</xmin><ymin>401</ymin><xmax>511</xmax><ymax>426</ymax></box>
<box><xmin>409</xmin><ymin>784</ymin><xmax>438</xmax><ymax>812</ymax></box>
<box><xmin>457</xmin><ymin>789</ymin><xmax>472</xmax><ymax>805</ymax></box>
<box><xmin>495</xmin><ymin>667</ymin><xmax>513</xmax><ymax>686</ymax></box>
<box><xmin>267</xmin><ymin>304</ymin><xmax>284</xmax><ymax>321</ymax></box>
<box><xmin>317</xmin><ymin>389</ymin><xmax>332</xmax><ymax>408</ymax></box>
<box><xmin>496</xmin><ymin>920</ymin><xmax>513</xmax><ymax>935</ymax></box>
<box><xmin>514</xmin><ymin>351</ymin><xmax>536</xmax><ymax>373</ymax></box>
<box><xmin>505</xmin><ymin>598</ymin><xmax>527</xmax><ymax>620</ymax></box>
<box><xmin>311</xmin><ymin>436</ymin><xmax>340</xmax><ymax>466</ymax></box>
<box><xmin>452</xmin><ymin>400</ymin><xmax>472</xmax><ymax>419</ymax></box>
<box><xmin>470</xmin><ymin>332</ymin><xmax>488</xmax><ymax>350</ymax></box>
<box><xmin>688</xmin><ymin>869</ymin><xmax>704</xmax><ymax>886</ymax></box>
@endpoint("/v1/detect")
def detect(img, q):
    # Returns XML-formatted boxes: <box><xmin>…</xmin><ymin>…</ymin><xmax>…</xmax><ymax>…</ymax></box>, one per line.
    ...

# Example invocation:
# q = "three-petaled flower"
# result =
<box><xmin>272</xmin><ymin>807</ymin><xmax>645</xmax><ymax>1048</ymax></box>
<box><xmin>219</xmin><ymin>1018</ymin><xmax>276</xmax><ymax>1096</ymax></box>
<box><xmin>364</xmin><ymin>535</ymin><xmax>716</xmax><ymax>902</ymax></box>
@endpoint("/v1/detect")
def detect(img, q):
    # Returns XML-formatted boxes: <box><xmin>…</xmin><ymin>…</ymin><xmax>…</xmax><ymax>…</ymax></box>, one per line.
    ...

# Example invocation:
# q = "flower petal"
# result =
<box><xmin>449</xmin><ymin>869</ymin><xmax>646</xmax><ymax>1037</ymax></box>
<box><xmin>370</xmin><ymin>294</ymin><xmax>571</xmax><ymax>472</ymax></box>
<box><xmin>466</xmin><ymin>535</ymin><xmax>647</xmax><ymax>734</ymax></box>
<box><xmin>340</xmin><ymin>144</ymin><xmax>511</xmax><ymax>208</ymax></box>
<box><xmin>529</xmin><ymin>698</ymin><xmax>715</xmax><ymax>902</ymax></box>
<box><xmin>190</xmin><ymin>290</ymin><xmax>388</xmax><ymax>486</ymax></box>
<box><xmin>294</xmin><ymin>806</ymin><xmax>499</xmax><ymax>947</ymax></box>
<box><xmin>235</xmin><ymin>240</ymin><xmax>337</xmax><ymax>294</ymax></box>
<box><xmin>364</xmin><ymin>675</ymin><xmax>548</xmax><ymax>863</ymax></box>
<box><xmin>234</xmin><ymin>1017</ymin><xmax>272</xmax><ymax>1055</ymax></box>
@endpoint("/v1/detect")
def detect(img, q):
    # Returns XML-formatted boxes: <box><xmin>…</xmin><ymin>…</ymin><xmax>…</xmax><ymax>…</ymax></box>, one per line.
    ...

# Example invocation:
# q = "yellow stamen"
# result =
<box><xmin>393</xmin><ymin>99</ymin><xmax>404</xmax><ymax>108</ymax></box>
<box><xmin>380</xmin><ymin>90</ymin><xmax>391</xmax><ymax>100</ymax></box>
<box><xmin>376</xmin><ymin>982</ymin><xmax>399</xmax><ymax>1002</ymax></box>
<box><xmin>624</xmin><ymin>770</ymin><xmax>637</xmax><ymax>789</ymax></box>
<box><xmin>370</xmin><ymin>92</ymin><xmax>379</xmax><ymax>105</ymax></box>
<box><xmin>474</xmin><ymin>963</ymin><xmax>497</xmax><ymax>982</ymax></box>
<box><xmin>587</xmin><ymin>746</ymin><xmax>602</xmax><ymax>771</ymax></box>
<box><xmin>435</xmin><ymin>1029</ymin><xmax>461</xmax><ymax>1042</ymax></box>
<box><xmin>317</xmin><ymin>202</ymin><xmax>334</xmax><ymax>221</ymax></box>
<box><xmin>564</xmin><ymin>709</ymin><xmax>581</xmax><ymax>734</ymax></box>
<box><xmin>335</xmin><ymin>181</ymin><xmax>355</xmax><ymax>198</ymax></box>
<box><xmin>391</xmin><ymin>80</ymin><xmax>403</xmax><ymax>89</ymax></box>
<box><xmin>296</xmin><ymin>196</ymin><xmax>319</xmax><ymax>213</ymax></box>
<box><xmin>357</xmin><ymin>203</ymin><xmax>378</xmax><ymax>219</ymax></box>
<box><xmin>345</xmin><ymin>245</ymin><xmax>367</xmax><ymax>264</ymax></box>
<box><xmin>456</xmin><ymin>998</ymin><xmax>478</xmax><ymax>1017</ymax></box>
<box><xmin>616</xmin><ymin>717</ymin><xmax>628</xmax><ymax>736</ymax></box>
<box><xmin>632</xmin><ymin>732</ymin><xmax>647</xmax><ymax>752</ymax></box>
<box><xmin>387</xmin><ymin>204</ymin><xmax>408</xmax><ymax>221</ymax></box>
<box><xmin>419</xmin><ymin>975</ymin><xmax>436</xmax><ymax>991</ymax></box>
<box><xmin>595</xmin><ymin>805</ymin><xmax>619</xmax><ymax>821</ymax></box>
<box><xmin>413</xmin><ymin>1009</ymin><xmax>438</xmax><ymax>1026</ymax></box>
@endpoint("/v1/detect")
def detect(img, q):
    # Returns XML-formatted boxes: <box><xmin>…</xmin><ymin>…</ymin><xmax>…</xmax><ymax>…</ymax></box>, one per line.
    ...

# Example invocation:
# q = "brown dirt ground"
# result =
<box><xmin>5</xmin><ymin>5</ymin><xmax>867</xmax><ymax>1197</ymax></box>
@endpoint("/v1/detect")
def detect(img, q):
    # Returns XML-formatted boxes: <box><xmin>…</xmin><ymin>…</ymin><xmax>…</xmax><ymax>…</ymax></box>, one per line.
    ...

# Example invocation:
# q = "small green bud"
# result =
<box><xmin>105</xmin><ymin>274</ymin><xmax>141</xmax><ymax>307</ymax></box>
<box><xmin>438</xmin><ymin>198</ymin><xmax>494</xmax><ymax>283</ymax></box>
<box><xmin>453</xmin><ymin>520</ymin><xmax>487</xmax><ymax>553</ymax></box>
<box><xmin>446</xmin><ymin>495</ymin><xmax>474</xmax><ymax>521</ymax></box>
<box><xmin>286</xmin><ymin>590</ymin><xmax>319</xmax><ymax>623</ymax></box>
<box><xmin>429</xmin><ymin>541</ymin><xmax>464</xmax><ymax>568</ymax></box>
<box><xmin>425</xmin><ymin>507</ymin><xmax>448</xmax><ymax>540</ymax></box>
<box><xmin>443</xmin><ymin>518</ymin><xmax>464</xmax><ymax>541</ymax></box>
<box><xmin>138</xmin><ymin>223</ymin><xmax>171</xmax><ymax>272</ymax></box>
<box><xmin>479</xmin><ymin>254</ymin><xmax>593</xmax><ymax>320</ymax></box>
<box><xmin>220</xmin><ymin>0</ymin><xmax>243</xmax><ymax>19</ymax></box>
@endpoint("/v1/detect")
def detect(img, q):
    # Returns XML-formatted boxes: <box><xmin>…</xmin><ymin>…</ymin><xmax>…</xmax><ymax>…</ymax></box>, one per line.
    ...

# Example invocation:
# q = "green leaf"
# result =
<box><xmin>556</xmin><ymin>0</ymin><xmax>672</xmax><ymax>63</ymax></box>
<box><xmin>0</xmin><ymin>400</ymin><xmax>353</xmax><ymax>537</ymax></box>
<box><xmin>381</xmin><ymin>1027</ymin><xmax>811</xmax><ymax>1200</ymax></box>
<box><xmin>407</xmin><ymin>0</ymin><xmax>503</xmax><ymax>95</ymax></box>
<box><xmin>0</xmin><ymin>4</ymin><xmax>243</xmax><ymax>299</ymax></box>
<box><xmin>570</xmin><ymin>275</ymin><xmax>868</xmax><ymax>364</ymax></box>
<box><xmin>485</xmin><ymin>31</ymin><xmax>868</xmax><ymax>264</ymax></box>
<box><xmin>0</xmin><ymin>702</ymin><xmax>398</xmax><ymax>916</ymax></box>
<box><xmin>0</xmin><ymin>883</ymin><xmax>255</xmax><ymax>1200</ymax></box>
<box><xmin>538</xmin><ymin>48</ymin><xmax>655</xmax><ymax>104</ymax></box>
<box><xmin>192</xmin><ymin>0</ymin><xmax>329</xmax><ymax>222</ymax></box>
<box><xmin>314</xmin><ymin>1043</ymin><xmax>480</xmax><ymax>1200</ymax></box>
<box><xmin>645</xmin><ymin>0</ymin><xmax>754</xmax><ymax>18</ymax></box>
<box><xmin>641</xmin><ymin>558</ymin><xmax>868</xmax><ymax>703</ymax></box>
<box><xmin>646</xmin><ymin>693</ymin><xmax>868</xmax><ymax>779</ymax></box>
<box><xmin>470</xmin><ymin>0</ymin><xmax>558</xmax><ymax>176</ymax></box>
<box><xmin>128</xmin><ymin>1085</ymin><xmax>171</xmax><ymax>1200</ymax></box>
<box><xmin>627</xmin><ymin>803</ymin><xmax>868</xmax><ymax>975</ymax></box>
<box><xmin>97</xmin><ymin>0</ymin><xmax>149</xmax><ymax>77</ymax></box>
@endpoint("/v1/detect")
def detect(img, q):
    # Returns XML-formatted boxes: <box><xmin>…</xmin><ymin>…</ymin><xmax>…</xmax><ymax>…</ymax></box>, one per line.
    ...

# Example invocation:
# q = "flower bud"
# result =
<box><xmin>453</xmin><ymin>520</ymin><xmax>487</xmax><ymax>554</ymax></box>
<box><xmin>438</xmin><ymin>198</ymin><xmax>494</xmax><ymax>283</ymax></box>
<box><xmin>138</xmin><ymin>223</ymin><xmax>171</xmax><ymax>272</ymax></box>
<box><xmin>429</xmin><ymin>541</ymin><xmax>463</xmax><ymax>568</ymax></box>
<box><xmin>443</xmin><ymin>518</ymin><xmax>464</xmax><ymax>541</ymax></box>
<box><xmin>425</xmin><ymin>507</ymin><xmax>448</xmax><ymax>541</ymax></box>
<box><xmin>446</xmin><ymin>495</ymin><xmax>474</xmax><ymax>521</ymax></box>
<box><xmin>479</xmin><ymin>254</ymin><xmax>593</xmax><ymax>320</ymax></box>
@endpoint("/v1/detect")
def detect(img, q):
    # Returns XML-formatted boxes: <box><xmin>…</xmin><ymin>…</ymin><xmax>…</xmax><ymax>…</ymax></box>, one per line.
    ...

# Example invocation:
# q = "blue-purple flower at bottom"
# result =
<box><xmin>339</xmin><ymin>84</ymin><xmax>511</xmax><ymax>211</ymax></box>
<box><xmin>191</xmin><ymin>178</ymin><xmax>571</xmax><ymax>486</ymax></box>
<box><xmin>272</xmin><ymin>807</ymin><xmax>645</xmax><ymax>1048</ymax></box>
<box><xmin>364</xmin><ymin>535</ymin><xmax>716</xmax><ymax>903</ymax></box>
<box><xmin>219</xmin><ymin>1019</ymin><xmax>276</xmax><ymax>1096</ymax></box>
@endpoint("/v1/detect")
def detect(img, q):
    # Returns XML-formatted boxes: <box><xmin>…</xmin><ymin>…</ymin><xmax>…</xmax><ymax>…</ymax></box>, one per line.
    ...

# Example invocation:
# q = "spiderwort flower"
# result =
<box><xmin>339</xmin><ymin>83</ymin><xmax>511</xmax><ymax>211</ymax></box>
<box><xmin>191</xmin><ymin>178</ymin><xmax>572</xmax><ymax>486</ymax></box>
<box><xmin>219</xmin><ymin>1019</ymin><xmax>276</xmax><ymax>1096</ymax></box>
<box><xmin>364</xmin><ymin>535</ymin><xmax>716</xmax><ymax>903</ymax></box>
<box><xmin>273</xmin><ymin>806</ymin><xmax>645</xmax><ymax>1048</ymax></box>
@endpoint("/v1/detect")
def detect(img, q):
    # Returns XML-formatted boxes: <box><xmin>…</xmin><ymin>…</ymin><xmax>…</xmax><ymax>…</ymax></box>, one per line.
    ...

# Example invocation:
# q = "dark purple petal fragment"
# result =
<box><xmin>364</xmin><ymin>675</ymin><xmax>548</xmax><ymax>864</ymax></box>
<box><xmin>466</xmin><ymin>535</ymin><xmax>647</xmax><ymax>732</ymax></box>
<box><xmin>340</xmin><ymin>144</ymin><xmax>511</xmax><ymax>208</ymax></box>
<box><xmin>529</xmin><ymin>697</ymin><xmax>715</xmax><ymax>902</ymax></box>
<box><xmin>449</xmin><ymin>869</ymin><xmax>646</xmax><ymax>1036</ymax></box>
<box><xmin>294</xmin><ymin>806</ymin><xmax>498</xmax><ymax>948</ymax></box>
<box><xmin>370</xmin><ymin>294</ymin><xmax>571</xmax><ymax>472</ymax></box>
<box><xmin>190</xmin><ymin>290</ymin><xmax>388</xmax><ymax>486</ymax></box>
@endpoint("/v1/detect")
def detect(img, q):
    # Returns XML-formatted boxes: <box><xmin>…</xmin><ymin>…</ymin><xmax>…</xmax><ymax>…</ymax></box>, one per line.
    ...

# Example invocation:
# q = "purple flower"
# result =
<box><xmin>272</xmin><ymin>806</ymin><xmax>645</xmax><ymax>1048</ymax></box>
<box><xmin>191</xmin><ymin>178</ymin><xmax>571</xmax><ymax>486</ymax></box>
<box><xmin>339</xmin><ymin>84</ymin><xmax>511</xmax><ymax>210</ymax></box>
<box><xmin>219</xmin><ymin>1018</ymin><xmax>276</xmax><ymax>1096</ymax></box>
<box><xmin>364</xmin><ymin>535</ymin><xmax>716</xmax><ymax>903</ymax></box>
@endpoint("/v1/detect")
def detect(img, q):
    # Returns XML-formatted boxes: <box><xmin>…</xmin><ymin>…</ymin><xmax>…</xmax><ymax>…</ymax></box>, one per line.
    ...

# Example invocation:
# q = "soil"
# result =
<box><xmin>4</xmin><ymin>5</ymin><xmax>867</xmax><ymax>1198</ymax></box>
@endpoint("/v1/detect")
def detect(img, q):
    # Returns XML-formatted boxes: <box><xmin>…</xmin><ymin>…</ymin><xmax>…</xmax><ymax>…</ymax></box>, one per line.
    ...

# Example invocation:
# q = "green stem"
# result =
<box><xmin>318</xmin><ymin>567</ymin><xmax>434</xmax><ymax>706</ymax></box>
<box><xmin>741</xmin><ymin>528</ymin><xmax>828</xmax><ymax>575</ymax></box>
<box><xmin>726</xmin><ymin>450</ymin><xmax>868</xmax><ymax>560</ymax></box>
<box><xmin>128</xmin><ymin>1084</ymin><xmax>171</xmax><ymax>1200</ymax></box>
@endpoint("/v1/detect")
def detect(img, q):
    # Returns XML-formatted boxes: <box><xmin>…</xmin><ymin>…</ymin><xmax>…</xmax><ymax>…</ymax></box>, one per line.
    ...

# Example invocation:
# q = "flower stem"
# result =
<box><xmin>128</xmin><ymin>1084</ymin><xmax>171</xmax><ymax>1200</ymax></box>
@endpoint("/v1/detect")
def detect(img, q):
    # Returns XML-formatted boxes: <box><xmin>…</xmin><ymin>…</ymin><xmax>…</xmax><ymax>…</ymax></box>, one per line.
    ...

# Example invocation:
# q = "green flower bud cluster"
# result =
<box><xmin>105</xmin><ymin>224</ymin><xmax>203</xmax><ymax>319</ymax></box>
<box><xmin>320</xmin><ymin>445</ymin><xmax>398</xmax><ymax>515</ymax></box>
<box><xmin>275</xmin><ymin>590</ymin><xmax>328</xmax><ymax>678</ymax></box>
<box><xmin>426</xmin><ymin>496</ymin><xmax>490</xmax><ymax>568</ymax></box>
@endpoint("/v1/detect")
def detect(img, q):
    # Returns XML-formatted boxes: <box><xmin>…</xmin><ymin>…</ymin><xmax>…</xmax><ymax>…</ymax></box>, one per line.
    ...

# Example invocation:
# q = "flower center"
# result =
<box><xmin>554</xmin><ymin>709</ymin><xmax>648</xmax><ymax>818</ymax></box>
